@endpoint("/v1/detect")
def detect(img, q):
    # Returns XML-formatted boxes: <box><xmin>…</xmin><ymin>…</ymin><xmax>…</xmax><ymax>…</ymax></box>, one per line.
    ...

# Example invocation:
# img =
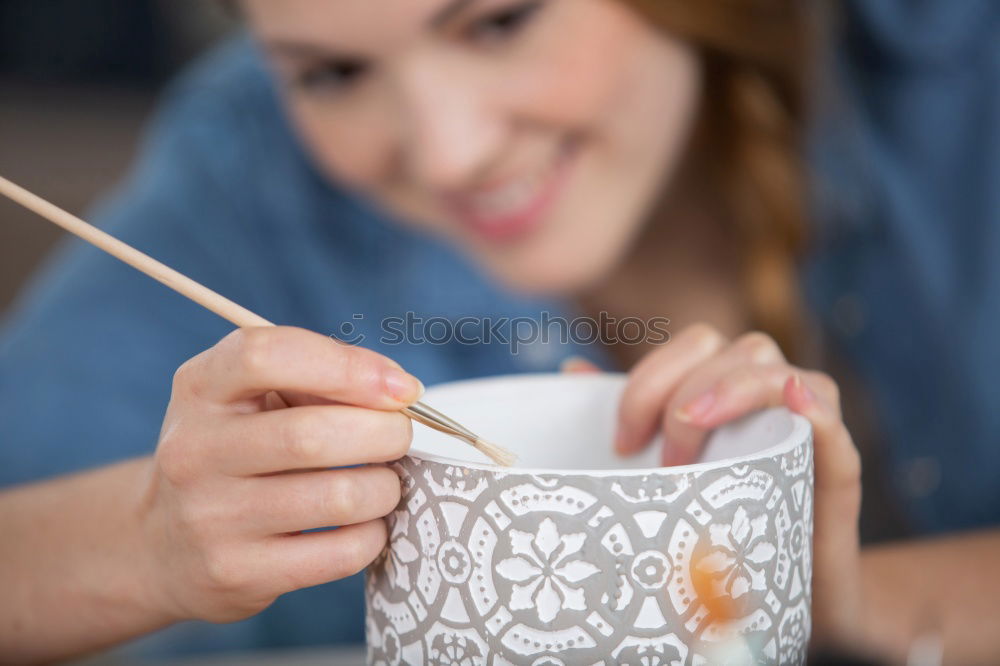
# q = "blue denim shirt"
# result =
<box><xmin>1</xmin><ymin>2</ymin><xmax>997</xmax><ymax>656</ymax></box>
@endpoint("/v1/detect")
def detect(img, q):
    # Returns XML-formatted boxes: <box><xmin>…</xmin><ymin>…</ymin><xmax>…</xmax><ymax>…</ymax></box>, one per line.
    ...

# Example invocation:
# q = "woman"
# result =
<box><xmin>1</xmin><ymin>0</ymin><xmax>997</xmax><ymax>662</ymax></box>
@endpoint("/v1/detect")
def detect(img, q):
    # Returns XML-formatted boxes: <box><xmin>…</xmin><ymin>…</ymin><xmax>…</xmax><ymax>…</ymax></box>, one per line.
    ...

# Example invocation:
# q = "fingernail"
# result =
<box><xmin>384</xmin><ymin>368</ymin><xmax>424</xmax><ymax>403</ymax></box>
<box><xmin>676</xmin><ymin>391</ymin><xmax>716</xmax><ymax>424</ymax></box>
<box><xmin>561</xmin><ymin>356</ymin><xmax>599</xmax><ymax>373</ymax></box>
<box><xmin>792</xmin><ymin>374</ymin><xmax>816</xmax><ymax>403</ymax></box>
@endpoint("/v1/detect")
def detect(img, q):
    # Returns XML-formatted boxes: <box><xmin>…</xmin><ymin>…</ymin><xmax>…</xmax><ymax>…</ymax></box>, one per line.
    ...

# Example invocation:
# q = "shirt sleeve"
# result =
<box><xmin>0</xmin><ymin>42</ymin><xmax>374</xmax><ymax>653</ymax></box>
<box><xmin>0</xmin><ymin>78</ymin><xmax>271</xmax><ymax>487</ymax></box>
<box><xmin>807</xmin><ymin>0</ymin><xmax>1000</xmax><ymax>533</ymax></box>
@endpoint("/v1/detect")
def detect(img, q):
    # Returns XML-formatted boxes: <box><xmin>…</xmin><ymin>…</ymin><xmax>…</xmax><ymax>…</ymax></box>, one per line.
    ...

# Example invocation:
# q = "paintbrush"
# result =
<box><xmin>0</xmin><ymin>175</ymin><xmax>517</xmax><ymax>467</ymax></box>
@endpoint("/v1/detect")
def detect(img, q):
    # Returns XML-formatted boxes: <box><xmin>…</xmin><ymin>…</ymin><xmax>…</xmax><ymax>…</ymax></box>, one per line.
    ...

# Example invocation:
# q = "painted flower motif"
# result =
<box><xmin>440</xmin><ymin>545</ymin><xmax>468</xmax><ymax>578</ymax></box>
<box><xmin>789</xmin><ymin>523</ymin><xmax>805</xmax><ymax>559</ymax></box>
<box><xmin>630</xmin><ymin>551</ymin><xmax>671</xmax><ymax>590</ymax></box>
<box><xmin>614</xmin><ymin>475</ymin><xmax>681</xmax><ymax>503</ymax></box>
<box><xmin>696</xmin><ymin>506</ymin><xmax>776</xmax><ymax>599</ymax></box>
<box><xmin>430</xmin><ymin>634</ymin><xmax>483</xmax><ymax>666</ymax></box>
<box><xmin>779</xmin><ymin>604</ymin><xmax>809</xmax><ymax>663</ymax></box>
<box><xmin>496</xmin><ymin>517</ymin><xmax>600</xmax><ymax>623</ymax></box>
<box><xmin>384</xmin><ymin>512</ymin><xmax>419</xmax><ymax>592</ymax></box>
<box><xmin>429</xmin><ymin>464</ymin><xmax>482</xmax><ymax>493</ymax></box>
<box><xmin>373</xmin><ymin>627</ymin><xmax>401</xmax><ymax>666</ymax></box>
<box><xmin>616</xmin><ymin>644</ymin><xmax>681</xmax><ymax>666</ymax></box>
<box><xmin>436</xmin><ymin>540</ymin><xmax>472</xmax><ymax>584</ymax></box>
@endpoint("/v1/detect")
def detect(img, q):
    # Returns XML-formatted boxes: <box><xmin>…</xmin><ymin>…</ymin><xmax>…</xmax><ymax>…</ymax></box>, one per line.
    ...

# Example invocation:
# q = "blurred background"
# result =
<box><xmin>0</xmin><ymin>0</ymin><xmax>233</xmax><ymax>312</ymax></box>
<box><xmin>2</xmin><ymin>2</ymin><xmax>993</xmax><ymax>664</ymax></box>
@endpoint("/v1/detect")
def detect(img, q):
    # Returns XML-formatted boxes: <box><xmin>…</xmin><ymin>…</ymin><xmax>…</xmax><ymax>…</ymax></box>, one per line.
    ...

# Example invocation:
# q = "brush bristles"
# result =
<box><xmin>474</xmin><ymin>438</ymin><xmax>518</xmax><ymax>467</ymax></box>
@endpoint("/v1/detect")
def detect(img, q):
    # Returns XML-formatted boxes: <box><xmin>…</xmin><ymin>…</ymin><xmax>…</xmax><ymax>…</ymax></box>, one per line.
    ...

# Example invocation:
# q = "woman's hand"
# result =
<box><xmin>574</xmin><ymin>324</ymin><xmax>865</xmax><ymax>650</ymax></box>
<box><xmin>139</xmin><ymin>326</ymin><xmax>421</xmax><ymax>624</ymax></box>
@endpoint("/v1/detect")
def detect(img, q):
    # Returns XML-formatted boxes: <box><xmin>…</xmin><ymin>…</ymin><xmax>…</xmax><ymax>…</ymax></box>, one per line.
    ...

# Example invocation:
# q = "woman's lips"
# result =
<box><xmin>443</xmin><ymin>144</ymin><xmax>575</xmax><ymax>243</ymax></box>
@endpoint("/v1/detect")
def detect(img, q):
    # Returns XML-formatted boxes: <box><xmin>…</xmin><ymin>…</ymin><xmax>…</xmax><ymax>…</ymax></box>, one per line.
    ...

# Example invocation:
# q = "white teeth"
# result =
<box><xmin>466</xmin><ymin>173</ymin><xmax>544</xmax><ymax>219</ymax></box>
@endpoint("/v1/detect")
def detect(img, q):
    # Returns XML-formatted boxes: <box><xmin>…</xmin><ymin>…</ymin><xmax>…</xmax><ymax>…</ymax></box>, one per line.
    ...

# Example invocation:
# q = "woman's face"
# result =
<box><xmin>243</xmin><ymin>0</ymin><xmax>700</xmax><ymax>295</ymax></box>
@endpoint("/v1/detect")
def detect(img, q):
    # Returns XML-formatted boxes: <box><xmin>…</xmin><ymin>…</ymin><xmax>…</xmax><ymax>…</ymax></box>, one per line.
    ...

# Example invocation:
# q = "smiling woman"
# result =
<box><xmin>242</xmin><ymin>0</ymin><xmax>810</xmax><ymax>356</ymax></box>
<box><xmin>243</xmin><ymin>0</ymin><xmax>703</xmax><ymax>302</ymax></box>
<box><xmin>2</xmin><ymin>0</ymin><xmax>999</xmax><ymax>662</ymax></box>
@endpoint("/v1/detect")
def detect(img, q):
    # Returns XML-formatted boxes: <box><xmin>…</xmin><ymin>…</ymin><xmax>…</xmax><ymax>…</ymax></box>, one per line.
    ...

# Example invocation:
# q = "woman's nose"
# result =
<box><xmin>393</xmin><ymin>57</ymin><xmax>505</xmax><ymax>190</ymax></box>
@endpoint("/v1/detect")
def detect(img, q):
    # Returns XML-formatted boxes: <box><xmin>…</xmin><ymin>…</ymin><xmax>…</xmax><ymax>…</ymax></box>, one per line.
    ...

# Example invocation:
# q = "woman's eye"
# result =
<box><xmin>466</xmin><ymin>0</ymin><xmax>546</xmax><ymax>44</ymax></box>
<box><xmin>295</xmin><ymin>59</ymin><xmax>369</xmax><ymax>94</ymax></box>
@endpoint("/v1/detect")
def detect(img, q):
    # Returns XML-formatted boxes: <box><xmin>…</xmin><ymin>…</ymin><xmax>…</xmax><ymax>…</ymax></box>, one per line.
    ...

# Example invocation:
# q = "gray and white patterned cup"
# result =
<box><xmin>366</xmin><ymin>373</ymin><xmax>813</xmax><ymax>665</ymax></box>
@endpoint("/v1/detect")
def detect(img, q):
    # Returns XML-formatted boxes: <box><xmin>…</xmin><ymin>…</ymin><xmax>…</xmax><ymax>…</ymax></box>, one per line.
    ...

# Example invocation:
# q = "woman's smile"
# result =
<box><xmin>256</xmin><ymin>0</ymin><xmax>701</xmax><ymax>293</ymax></box>
<box><xmin>441</xmin><ymin>136</ymin><xmax>578</xmax><ymax>243</ymax></box>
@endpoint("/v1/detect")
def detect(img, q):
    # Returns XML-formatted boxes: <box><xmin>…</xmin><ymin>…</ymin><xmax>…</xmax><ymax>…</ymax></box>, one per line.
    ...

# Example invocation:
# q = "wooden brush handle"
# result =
<box><xmin>0</xmin><ymin>175</ymin><xmax>515</xmax><ymax>465</ymax></box>
<box><xmin>0</xmin><ymin>175</ymin><xmax>272</xmax><ymax>329</ymax></box>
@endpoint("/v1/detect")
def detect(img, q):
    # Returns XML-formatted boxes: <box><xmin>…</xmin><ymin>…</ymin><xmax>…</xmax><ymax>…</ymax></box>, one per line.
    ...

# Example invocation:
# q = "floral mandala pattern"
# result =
<box><xmin>617</xmin><ymin>643</ymin><xmax>682</xmax><ymax>666</ymax></box>
<box><xmin>383</xmin><ymin>511</ymin><xmax>419</xmax><ymax>592</ymax></box>
<box><xmin>696</xmin><ymin>505</ymin><xmax>776</xmax><ymax>599</ymax></box>
<box><xmin>367</xmin><ymin>433</ymin><xmax>813</xmax><ymax>665</ymax></box>
<box><xmin>496</xmin><ymin>518</ymin><xmax>600</xmax><ymax>623</ymax></box>
<box><xmin>432</xmin><ymin>634</ymin><xmax>484</xmax><ymax>665</ymax></box>
<box><xmin>630</xmin><ymin>550</ymin><xmax>672</xmax><ymax>590</ymax></box>
<box><xmin>438</xmin><ymin>540</ymin><xmax>472</xmax><ymax>584</ymax></box>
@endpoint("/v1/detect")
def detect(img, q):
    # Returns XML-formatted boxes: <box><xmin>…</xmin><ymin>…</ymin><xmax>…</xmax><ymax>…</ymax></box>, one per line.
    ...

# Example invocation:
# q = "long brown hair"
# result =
<box><xmin>624</xmin><ymin>0</ymin><xmax>815</xmax><ymax>358</ymax></box>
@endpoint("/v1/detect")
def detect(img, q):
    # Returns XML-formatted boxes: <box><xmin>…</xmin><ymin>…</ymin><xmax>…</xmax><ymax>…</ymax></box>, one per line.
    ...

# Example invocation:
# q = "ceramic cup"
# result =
<box><xmin>366</xmin><ymin>373</ymin><xmax>813</xmax><ymax>665</ymax></box>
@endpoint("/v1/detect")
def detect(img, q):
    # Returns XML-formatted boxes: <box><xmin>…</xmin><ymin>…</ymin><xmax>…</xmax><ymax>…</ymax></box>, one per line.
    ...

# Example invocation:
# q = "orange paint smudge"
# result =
<box><xmin>690</xmin><ymin>553</ymin><xmax>740</xmax><ymax>626</ymax></box>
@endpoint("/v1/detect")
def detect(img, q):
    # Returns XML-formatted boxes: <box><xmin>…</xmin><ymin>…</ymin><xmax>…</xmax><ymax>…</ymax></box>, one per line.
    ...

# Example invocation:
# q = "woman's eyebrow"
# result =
<box><xmin>428</xmin><ymin>0</ymin><xmax>483</xmax><ymax>28</ymax></box>
<box><xmin>262</xmin><ymin>39</ymin><xmax>357</xmax><ymax>61</ymax></box>
<box><xmin>262</xmin><ymin>0</ymin><xmax>486</xmax><ymax>59</ymax></box>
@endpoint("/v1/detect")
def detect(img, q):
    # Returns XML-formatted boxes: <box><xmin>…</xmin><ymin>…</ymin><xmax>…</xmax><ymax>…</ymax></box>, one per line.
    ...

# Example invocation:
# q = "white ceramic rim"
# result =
<box><xmin>409</xmin><ymin>373</ymin><xmax>812</xmax><ymax>477</ymax></box>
